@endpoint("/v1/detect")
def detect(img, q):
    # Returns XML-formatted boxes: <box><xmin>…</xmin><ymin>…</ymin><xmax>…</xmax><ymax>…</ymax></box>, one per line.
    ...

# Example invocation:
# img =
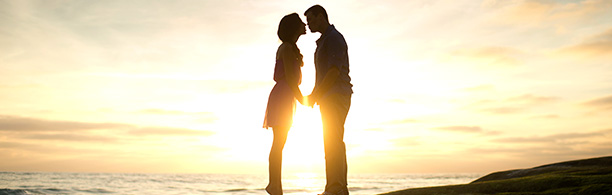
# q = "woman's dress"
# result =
<box><xmin>263</xmin><ymin>58</ymin><xmax>302</xmax><ymax>129</ymax></box>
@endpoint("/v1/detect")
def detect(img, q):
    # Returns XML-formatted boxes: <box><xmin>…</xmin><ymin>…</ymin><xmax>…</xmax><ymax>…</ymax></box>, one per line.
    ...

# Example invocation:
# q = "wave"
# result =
<box><xmin>196</xmin><ymin>188</ymin><xmax>262</xmax><ymax>193</ymax></box>
<box><xmin>74</xmin><ymin>188</ymin><xmax>114</xmax><ymax>193</ymax></box>
<box><xmin>0</xmin><ymin>188</ymin><xmax>41</xmax><ymax>195</ymax></box>
<box><xmin>223</xmin><ymin>188</ymin><xmax>249</xmax><ymax>192</ymax></box>
<box><xmin>0</xmin><ymin>188</ymin><xmax>81</xmax><ymax>195</ymax></box>
<box><xmin>349</xmin><ymin>186</ymin><xmax>381</xmax><ymax>191</ymax></box>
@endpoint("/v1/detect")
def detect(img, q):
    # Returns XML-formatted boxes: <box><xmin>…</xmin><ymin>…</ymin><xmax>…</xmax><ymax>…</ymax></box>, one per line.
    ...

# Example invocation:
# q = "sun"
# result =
<box><xmin>281</xmin><ymin>105</ymin><xmax>326</xmax><ymax>173</ymax></box>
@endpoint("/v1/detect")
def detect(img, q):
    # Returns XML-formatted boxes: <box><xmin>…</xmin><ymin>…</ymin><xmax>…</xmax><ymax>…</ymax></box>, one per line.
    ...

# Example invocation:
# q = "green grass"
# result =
<box><xmin>380</xmin><ymin>166</ymin><xmax>612</xmax><ymax>195</ymax></box>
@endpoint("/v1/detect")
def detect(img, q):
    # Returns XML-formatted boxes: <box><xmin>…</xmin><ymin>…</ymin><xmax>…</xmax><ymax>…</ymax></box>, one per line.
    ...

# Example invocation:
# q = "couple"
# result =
<box><xmin>262</xmin><ymin>5</ymin><xmax>353</xmax><ymax>195</ymax></box>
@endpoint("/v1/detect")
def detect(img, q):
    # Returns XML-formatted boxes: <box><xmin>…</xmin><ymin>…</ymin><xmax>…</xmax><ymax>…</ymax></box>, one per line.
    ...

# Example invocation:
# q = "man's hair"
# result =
<box><xmin>304</xmin><ymin>4</ymin><xmax>328</xmax><ymax>22</ymax></box>
<box><xmin>277</xmin><ymin>13</ymin><xmax>302</xmax><ymax>43</ymax></box>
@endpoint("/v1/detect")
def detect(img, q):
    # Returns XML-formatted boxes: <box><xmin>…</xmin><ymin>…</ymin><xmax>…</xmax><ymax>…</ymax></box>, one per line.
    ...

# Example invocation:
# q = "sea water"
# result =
<box><xmin>0</xmin><ymin>172</ymin><xmax>481</xmax><ymax>194</ymax></box>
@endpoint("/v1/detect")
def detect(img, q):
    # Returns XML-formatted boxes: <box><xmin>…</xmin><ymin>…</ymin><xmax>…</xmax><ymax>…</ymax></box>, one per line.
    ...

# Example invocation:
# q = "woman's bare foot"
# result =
<box><xmin>265</xmin><ymin>184</ymin><xmax>282</xmax><ymax>195</ymax></box>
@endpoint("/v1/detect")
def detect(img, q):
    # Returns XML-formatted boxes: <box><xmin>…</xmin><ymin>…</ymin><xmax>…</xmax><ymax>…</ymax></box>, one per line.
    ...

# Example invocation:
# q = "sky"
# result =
<box><xmin>1</xmin><ymin>0</ymin><xmax>611</xmax><ymax>175</ymax></box>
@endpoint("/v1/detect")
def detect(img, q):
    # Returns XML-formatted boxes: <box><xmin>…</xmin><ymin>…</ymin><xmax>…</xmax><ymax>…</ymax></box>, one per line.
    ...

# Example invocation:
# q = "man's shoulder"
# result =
<box><xmin>320</xmin><ymin>36</ymin><xmax>343</xmax><ymax>49</ymax></box>
<box><xmin>327</xmin><ymin>26</ymin><xmax>344</xmax><ymax>38</ymax></box>
<box><xmin>322</xmin><ymin>33</ymin><xmax>347</xmax><ymax>51</ymax></box>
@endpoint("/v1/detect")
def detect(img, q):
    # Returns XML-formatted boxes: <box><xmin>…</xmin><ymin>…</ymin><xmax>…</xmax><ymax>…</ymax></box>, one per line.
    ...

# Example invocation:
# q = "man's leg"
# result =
<box><xmin>320</xmin><ymin>94</ymin><xmax>351</xmax><ymax>195</ymax></box>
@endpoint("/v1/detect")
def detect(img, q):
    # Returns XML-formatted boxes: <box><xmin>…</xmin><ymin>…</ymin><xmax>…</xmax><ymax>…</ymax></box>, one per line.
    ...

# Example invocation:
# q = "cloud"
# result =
<box><xmin>490</xmin><ymin>0</ymin><xmax>612</xmax><ymax>26</ymax></box>
<box><xmin>0</xmin><ymin>140</ymin><xmax>98</xmax><ymax>154</ymax></box>
<box><xmin>459</xmin><ymin>128</ymin><xmax>612</xmax><ymax>165</ymax></box>
<box><xmin>0</xmin><ymin>0</ymin><xmax>278</xmax><ymax>79</ymax></box>
<box><xmin>363</xmin><ymin>128</ymin><xmax>384</xmax><ymax>132</ymax></box>
<box><xmin>481</xmin><ymin>107</ymin><xmax>525</xmax><ymax>115</ymax></box>
<box><xmin>431</xmin><ymin>126</ymin><xmax>483</xmax><ymax>133</ymax></box>
<box><xmin>18</xmin><ymin>134</ymin><xmax>117</xmax><ymax>142</ymax></box>
<box><xmin>582</xmin><ymin>95</ymin><xmax>612</xmax><ymax>114</ymax></box>
<box><xmin>138</xmin><ymin>109</ymin><xmax>218</xmax><ymax>123</ymax></box>
<box><xmin>462</xmin><ymin>85</ymin><xmax>496</xmax><ymax>93</ymax></box>
<box><xmin>560</xmin><ymin>41</ymin><xmax>612</xmax><ymax>56</ymax></box>
<box><xmin>507</xmin><ymin>94</ymin><xmax>560</xmax><ymax>104</ymax></box>
<box><xmin>529</xmin><ymin>114</ymin><xmax>560</xmax><ymax>119</ymax></box>
<box><xmin>465</xmin><ymin>143</ymin><xmax>612</xmax><ymax>169</ymax></box>
<box><xmin>449</xmin><ymin>46</ymin><xmax>524</xmax><ymax>66</ymax></box>
<box><xmin>431</xmin><ymin>126</ymin><xmax>484</xmax><ymax>133</ymax></box>
<box><xmin>466</xmin><ymin>94</ymin><xmax>560</xmax><ymax>115</ymax></box>
<box><xmin>559</xmin><ymin>27</ymin><xmax>612</xmax><ymax>57</ymax></box>
<box><xmin>0</xmin><ymin>115</ymin><xmax>128</xmax><ymax>132</ymax></box>
<box><xmin>493</xmin><ymin>129</ymin><xmax>612</xmax><ymax>143</ymax></box>
<box><xmin>128</xmin><ymin>127</ymin><xmax>214</xmax><ymax>137</ymax></box>
<box><xmin>390</xmin><ymin>137</ymin><xmax>421</xmax><ymax>147</ymax></box>
<box><xmin>431</xmin><ymin>125</ymin><xmax>502</xmax><ymax>136</ymax></box>
<box><xmin>381</xmin><ymin>118</ymin><xmax>420</xmax><ymax>125</ymax></box>
<box><xmin>590</xmin><ymin>27</ymin><xmax>612</xmax><ymax>42</ymax></box>
<box><xmin>0</xmin><ymin>115</ymin><xmax>215</xmax><ymax>140</ymax></box>
<box><xmin>139</xmin><ymin>109</ymin><xmax>193</xmax><ymax>115</ymax></box>
<box><xmin>199</xmin><ymin>80</ymin><xmax>272</xmax><ymax>93</ymax></box>
<box><xmin>0</xmin><ymin>141</ymin><xmax>37</xmax><ymax>149</ymax></box>
<box><xmin>583</xmin><ymin>95</ymin><xmax>612</xmax><ymax>107</ymax></box>
<box><xmin>387</xmin><ymin>98</ymin><xmax>407</xmax><ymax>104</ymax></box>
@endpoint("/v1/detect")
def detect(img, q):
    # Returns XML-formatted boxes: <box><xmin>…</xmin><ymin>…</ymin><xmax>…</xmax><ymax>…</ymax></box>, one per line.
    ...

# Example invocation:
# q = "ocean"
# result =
<box><xmin>0</xmin><ymin>172</ymin><xmax>481</xmax><ymax>194</ymax></box>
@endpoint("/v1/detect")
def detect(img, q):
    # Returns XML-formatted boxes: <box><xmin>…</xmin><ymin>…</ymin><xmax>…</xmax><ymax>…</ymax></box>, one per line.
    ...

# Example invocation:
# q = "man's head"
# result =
<box><xmin>304</xmin><ymin>5</ymin><xmax>329</xmax><ymax>33</ymax></box>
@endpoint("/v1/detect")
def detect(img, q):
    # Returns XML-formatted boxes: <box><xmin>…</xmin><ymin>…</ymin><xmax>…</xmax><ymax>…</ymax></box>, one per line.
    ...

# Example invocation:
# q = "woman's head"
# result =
<box><xmin>278</xmin><ymin>13</ymin><xmax>306</xmax><ymax>43</ymax></box>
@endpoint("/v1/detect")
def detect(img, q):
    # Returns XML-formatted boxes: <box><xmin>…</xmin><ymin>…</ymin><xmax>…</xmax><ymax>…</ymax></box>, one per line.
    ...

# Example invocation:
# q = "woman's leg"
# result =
<box><xmin>267</xmin><ymin>125</ymin><xmax>290</xmax><ymax>195</ymax></box>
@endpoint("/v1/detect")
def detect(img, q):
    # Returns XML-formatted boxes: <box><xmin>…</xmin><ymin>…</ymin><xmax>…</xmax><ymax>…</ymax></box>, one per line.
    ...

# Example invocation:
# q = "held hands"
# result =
<box><xmin>303</xmin><ymin>94</ymin><xmax>316</xmax><ymax>108</ymax></box>
<box><xmin>296</xmin><ymin>94</ymin><xmax>305</xmax><ymax>105</ymax></box>
<box><xmin>297</xmin><ymin>93</ymin><xmax>317</xmax><ymax>108</ymax></box>
<box><xmin>297</xmin><ymin>95</ymin><xmax>314</xmax><ymax>107</ymax></box>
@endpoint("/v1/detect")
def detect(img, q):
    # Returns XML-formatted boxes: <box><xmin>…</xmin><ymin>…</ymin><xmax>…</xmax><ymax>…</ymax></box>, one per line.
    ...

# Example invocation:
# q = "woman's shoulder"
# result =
<box><xmin>277</xmin><ymin>43</ymin><xmax>297</xmax><ymax>58</ymax></box>
<box><xmin>278</xmin><ymin>43</ymin><xmax>295</xmax><ymax>52</ymax></box>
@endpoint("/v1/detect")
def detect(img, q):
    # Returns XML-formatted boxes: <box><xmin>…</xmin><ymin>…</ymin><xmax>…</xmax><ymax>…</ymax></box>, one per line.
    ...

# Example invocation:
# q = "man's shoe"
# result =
<box><xmin>318</xmin><ymin>189</ymin><xmax>348</xmax><ymax>195</ymax></box>
<box><xmin>318</xmin><ymin>192</ymin><xmax>335</xmax><ymax>195</ymax></box>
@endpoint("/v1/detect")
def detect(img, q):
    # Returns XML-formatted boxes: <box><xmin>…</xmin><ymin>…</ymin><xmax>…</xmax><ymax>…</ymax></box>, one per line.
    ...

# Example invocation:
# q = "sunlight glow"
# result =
<box><xmin>283</xmin><ymin>172</ymin><xmax>325</xmax><ymax>194</ymax></box>
<box><xmin>282</xmin><ymin>105</ymin><xmax>325</xmax><ymax>173</ymax></box>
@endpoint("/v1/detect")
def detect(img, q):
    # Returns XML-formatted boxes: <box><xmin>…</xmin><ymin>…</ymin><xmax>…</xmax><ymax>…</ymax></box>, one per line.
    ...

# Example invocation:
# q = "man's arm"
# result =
<box><xmin>307</xmin><ymin>33</ymin><xmax>347</xmax><ymax>106</ymax></box>
<box><xmin>307</xmin><ymin>67</ymin><xmax>339</xmax><ymax>106</ymax></box>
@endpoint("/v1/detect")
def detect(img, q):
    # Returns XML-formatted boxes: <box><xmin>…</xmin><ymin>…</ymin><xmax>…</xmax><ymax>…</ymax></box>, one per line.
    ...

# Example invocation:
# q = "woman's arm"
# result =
<box><xmin>280</xmin><ymin>44</ymin><xmax>304</xmax><ymax>104</ymax></box>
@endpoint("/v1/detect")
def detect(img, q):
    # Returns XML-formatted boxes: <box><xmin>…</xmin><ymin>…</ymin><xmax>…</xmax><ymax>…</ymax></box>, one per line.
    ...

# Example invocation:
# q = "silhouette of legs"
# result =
<box><xmin>320</xmin><ymin>94</ymin><xmax>351</xmax><ymax>195</ymax></box>
<box><xmin>267</xmin><ymin>125</ymin><xmax>290</xmax><ymax>195</ymax></box>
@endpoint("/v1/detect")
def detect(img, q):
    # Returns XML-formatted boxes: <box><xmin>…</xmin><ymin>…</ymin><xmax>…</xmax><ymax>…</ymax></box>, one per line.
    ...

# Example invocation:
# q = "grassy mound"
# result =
<box><xmin>381</xmin><ymin>156</ymin><xmax>612</xmax><ymax>195</ymax></box>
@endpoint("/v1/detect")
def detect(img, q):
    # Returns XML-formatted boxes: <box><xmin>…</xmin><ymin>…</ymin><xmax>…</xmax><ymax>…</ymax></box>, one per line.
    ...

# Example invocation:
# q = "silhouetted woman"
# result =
<box><xmin>262</xmin><ymin>13</ymin><xmax>306</xmax><ymax>195</ymax></box>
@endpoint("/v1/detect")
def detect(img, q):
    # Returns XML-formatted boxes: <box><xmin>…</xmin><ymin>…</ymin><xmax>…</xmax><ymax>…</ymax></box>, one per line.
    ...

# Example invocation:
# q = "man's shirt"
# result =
<box><xmin>315</xmin><ymin>25</ymin><xmax>353</xmax><ymax>98</ymax></box>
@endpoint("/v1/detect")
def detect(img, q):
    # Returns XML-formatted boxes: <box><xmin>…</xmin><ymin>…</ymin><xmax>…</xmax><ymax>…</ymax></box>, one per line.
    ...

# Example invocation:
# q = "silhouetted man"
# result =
<box><xmin>304</xmin><ymin>5</ymin><xmax>353</xmax><ymax>195</ymax></box>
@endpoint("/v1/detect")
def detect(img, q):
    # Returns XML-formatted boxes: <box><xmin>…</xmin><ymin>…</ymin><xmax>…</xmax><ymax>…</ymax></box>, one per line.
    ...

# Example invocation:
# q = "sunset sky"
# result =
<box><xmin>1</xmin><ymin>0</ymin><xmax>611</xmax><ymax>175</ymax></box>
